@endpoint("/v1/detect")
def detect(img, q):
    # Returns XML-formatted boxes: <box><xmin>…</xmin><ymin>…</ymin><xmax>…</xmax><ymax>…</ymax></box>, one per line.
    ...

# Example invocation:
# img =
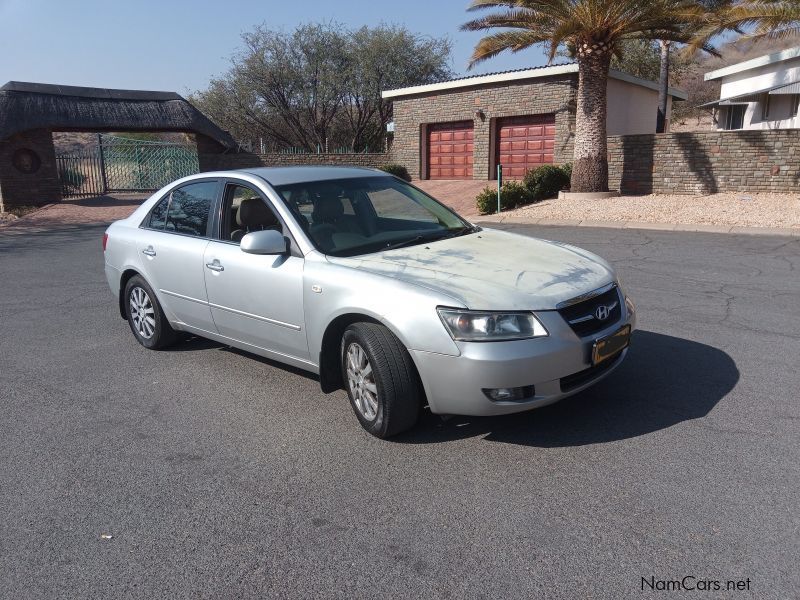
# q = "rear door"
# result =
<box><xmin>202</xmin><ymin>180</ymin><xmax>310</xmax><ymax>363</ymax></box>
<box><xmin>135</xmin><ymin>179</ymin><xmax>220</xmax><ymax>332</ymax></box>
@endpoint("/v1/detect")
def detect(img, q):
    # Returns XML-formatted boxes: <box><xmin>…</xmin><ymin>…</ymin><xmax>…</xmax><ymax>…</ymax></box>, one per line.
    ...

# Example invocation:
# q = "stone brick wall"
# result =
<box><xmin>0</xmin><ymin>129</ymin><xmax>61</xmax><ymax>209</ymax></box>
<box><xmin>391</xmin><ymin>75</ymin><xmax>577</xmax><ymax>180</ymax></box>
<box><xmin>608</xmin><ymin>130</ymin><xmax>800</xmax><ymax>194</ymax></box>
<box><xmin>198</xmin><ymin>151</ymin><xmax>391</xmax><ymax>173</ymax></box>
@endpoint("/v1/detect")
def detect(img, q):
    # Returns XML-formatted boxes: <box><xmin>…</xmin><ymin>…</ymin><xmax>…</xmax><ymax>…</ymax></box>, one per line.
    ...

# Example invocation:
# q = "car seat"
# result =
<box><xmin>231</xmin><ymin>198</ymin><xmax>280</xmax><ymax>243</ymax></box>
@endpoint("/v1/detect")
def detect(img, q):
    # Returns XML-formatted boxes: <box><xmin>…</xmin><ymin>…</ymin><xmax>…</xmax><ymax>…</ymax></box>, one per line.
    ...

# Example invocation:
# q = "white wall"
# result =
<box><xmin>719</xmin><ymin>55</ymin><xmax>800</xmax><ymax>98</ymax></box>
<box><xmin>716</xmin><ymin>56</ymin><xmax>800</xmax><ymax>130</ymax></box>
<box><xmin>606</xmin><ymin>78</ymin><xmax>672</xmax><ymax>135</ymax></box>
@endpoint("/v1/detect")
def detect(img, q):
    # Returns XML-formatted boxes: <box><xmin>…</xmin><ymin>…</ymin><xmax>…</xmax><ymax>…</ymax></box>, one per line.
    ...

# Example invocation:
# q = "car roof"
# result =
<box><xmin>237</xmin><ymin>166</ymin><xmax>387</xmax><ymax>187</ymax></box>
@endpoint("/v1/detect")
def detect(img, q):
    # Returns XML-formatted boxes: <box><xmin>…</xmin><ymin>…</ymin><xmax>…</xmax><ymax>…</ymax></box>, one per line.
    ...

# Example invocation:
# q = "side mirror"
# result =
<box><xmin>240</xmin><ymin>229</ymin><xmax>289</xmax><ymax>255</ymax></box>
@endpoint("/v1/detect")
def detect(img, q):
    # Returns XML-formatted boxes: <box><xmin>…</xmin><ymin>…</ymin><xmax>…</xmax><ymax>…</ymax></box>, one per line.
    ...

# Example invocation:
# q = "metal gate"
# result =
<box><xmin>56</xmin><ymin>134</ymin><xmax>199</xmax><ymax>197</ymax></box>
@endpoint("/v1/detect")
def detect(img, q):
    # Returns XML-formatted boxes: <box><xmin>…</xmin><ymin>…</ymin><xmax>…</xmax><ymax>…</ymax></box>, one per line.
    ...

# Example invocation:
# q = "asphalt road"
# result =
<box><xmin>1</xmin><ymin>222</ymin><xmax>797</xmax><ymax>599</ymax></box>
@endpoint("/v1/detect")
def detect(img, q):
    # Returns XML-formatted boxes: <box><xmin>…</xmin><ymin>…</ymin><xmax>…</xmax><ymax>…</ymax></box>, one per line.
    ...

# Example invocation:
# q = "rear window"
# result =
<box><xmin>143</xmin><ymin>181</ymin><xmax>218</xmax><ymax>237</ymax></box>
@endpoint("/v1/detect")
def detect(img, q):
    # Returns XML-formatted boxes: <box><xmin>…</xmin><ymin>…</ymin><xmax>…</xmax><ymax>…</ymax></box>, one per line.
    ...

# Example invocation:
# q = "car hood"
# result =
<box><xmin>327</xmin><ymin>228</ymin><xmax>616</xmax><ymax>310</ymax></box>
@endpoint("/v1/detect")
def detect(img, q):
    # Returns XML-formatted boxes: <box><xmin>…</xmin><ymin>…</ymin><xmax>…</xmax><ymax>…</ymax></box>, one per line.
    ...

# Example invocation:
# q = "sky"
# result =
<box><xmin>0</xmin><ymin>0</ymin><xmax>551</xmax><ymax>95</ymax></box>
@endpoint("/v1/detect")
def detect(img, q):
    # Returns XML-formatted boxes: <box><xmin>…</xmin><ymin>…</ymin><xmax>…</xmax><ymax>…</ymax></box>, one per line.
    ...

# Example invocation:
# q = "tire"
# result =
<box><xmin>340</xmin><ymin>322</ymin><xmax>420</xmax><ymax>438</ymax></box>
<box><xmin>124</xmin><ymin>275</ymin><xmax>178</xmax><ymax>350</ymax></box>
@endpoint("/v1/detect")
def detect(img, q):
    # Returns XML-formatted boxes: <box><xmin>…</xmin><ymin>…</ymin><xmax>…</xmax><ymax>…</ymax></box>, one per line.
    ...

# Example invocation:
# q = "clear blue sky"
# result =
<box><xmin>0</xmin><ymin>0</ymin><xmax>550</xmax><ymax>95</ymax></box>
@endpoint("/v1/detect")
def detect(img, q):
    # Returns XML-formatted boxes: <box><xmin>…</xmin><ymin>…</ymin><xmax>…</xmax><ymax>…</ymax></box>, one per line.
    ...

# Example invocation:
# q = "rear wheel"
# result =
<box><xmin>341</xmin><ymin>322</ymin><xmax>420</xmax><ymax>438</ymax></box>
<box><xmin>124</xmin><ymin>275</ymin><xmax>177</xmax><ymax>349</ymax></box>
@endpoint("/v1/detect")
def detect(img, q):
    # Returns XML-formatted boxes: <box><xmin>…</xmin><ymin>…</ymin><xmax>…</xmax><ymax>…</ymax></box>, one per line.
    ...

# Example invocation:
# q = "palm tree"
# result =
<box><xmin>692</xmin><ymin>0</ymin><xmax>800</xmax><ymax>45</ymax></box>
<box><xmin>462</xmin><ymin>0</ymin><xmax>715</xmax><ymax>192</ymax></box>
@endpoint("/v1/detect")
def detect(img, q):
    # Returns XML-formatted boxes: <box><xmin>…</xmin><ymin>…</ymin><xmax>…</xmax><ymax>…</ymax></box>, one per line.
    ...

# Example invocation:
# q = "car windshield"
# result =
<box><xmin>273</xmin><ymin>176</ymin><xmax>475</xmax><ymax>257</ymax></box>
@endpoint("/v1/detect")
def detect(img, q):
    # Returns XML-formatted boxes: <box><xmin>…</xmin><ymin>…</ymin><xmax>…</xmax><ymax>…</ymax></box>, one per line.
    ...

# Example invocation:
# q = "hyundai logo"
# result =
<box><xmin>595</xmin><ymin>305</ymin><xmax>611</xmax><ymax>321</ymax></box>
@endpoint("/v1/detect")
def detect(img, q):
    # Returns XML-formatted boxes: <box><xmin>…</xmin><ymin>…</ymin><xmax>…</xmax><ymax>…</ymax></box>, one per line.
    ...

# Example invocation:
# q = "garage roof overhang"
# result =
<box><xmin>382</xmin><ymin>64</ymin><xmax>688</xmax><ymax>100</ymax></box>
<box><xmin>700</xmin><ymin>79</ymin><xmax>800</xmax><ymax>107</ymax></box>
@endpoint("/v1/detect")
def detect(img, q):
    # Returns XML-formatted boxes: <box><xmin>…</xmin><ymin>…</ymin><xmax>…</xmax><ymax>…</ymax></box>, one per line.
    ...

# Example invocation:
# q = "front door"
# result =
<box><xmin>203</xmin><ymin>182</ymin><xmax>309</xmax><ymax>363</ymax></box>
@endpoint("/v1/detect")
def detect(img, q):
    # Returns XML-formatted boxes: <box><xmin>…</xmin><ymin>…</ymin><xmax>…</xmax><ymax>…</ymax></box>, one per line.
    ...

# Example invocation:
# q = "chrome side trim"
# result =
<box><xmin>160</xmin><ymin>289</ymin><xmax>209</xmax><ymax>306</ymax></box>
<box><xmin>556</xmin><ymin>282</ymin><xmax>617</xmax><ymax>310</ymax></box>
<box><xmin>208</xmin><ymin>302</ymin><xmax>302</xmax><ymax>331</ymax></box>
<box><xmin>160</xmin><ymin>289</ymin><xmax>302</xmax><ymax>331</ymax></box>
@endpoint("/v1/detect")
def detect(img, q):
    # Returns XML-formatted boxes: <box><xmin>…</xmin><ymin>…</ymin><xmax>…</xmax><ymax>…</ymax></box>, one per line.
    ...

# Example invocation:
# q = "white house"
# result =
<box><xmin>704</xmin><ymin>46</ymin><xmax>800</xmax><ymax>130</ymax></box>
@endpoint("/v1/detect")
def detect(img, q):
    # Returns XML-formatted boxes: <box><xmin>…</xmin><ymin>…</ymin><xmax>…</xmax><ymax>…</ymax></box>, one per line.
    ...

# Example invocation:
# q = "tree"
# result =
<box><xmin>342</xmin><ymin>26</ymin><xmax>454</xmax><ymax>151</ymax></box>
<box><xmin>654</xmin><ymin>1</ymin><xmax>734</xmax><ymax>133</ymax></box>
<box><xmin>695</xmin><ymin>0</ymin><xmax>800</xmax><ymax>45</ymax></box>
<box><xmin>191</xmin><ymin>23</ymin><xmax>452</xmax><ymax>153</ymax></box>
<box><xmin>462</xmin><ymin>0</ymin><xmax>715</xmax><ymax>192</ymax></box>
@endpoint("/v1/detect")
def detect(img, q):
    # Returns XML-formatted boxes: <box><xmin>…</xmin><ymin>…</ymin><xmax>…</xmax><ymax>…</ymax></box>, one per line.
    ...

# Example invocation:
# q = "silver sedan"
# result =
<box><xmin>103</xmin><ymin>167</ymin><xmax>635</xmax><ymax>438</ymax></box>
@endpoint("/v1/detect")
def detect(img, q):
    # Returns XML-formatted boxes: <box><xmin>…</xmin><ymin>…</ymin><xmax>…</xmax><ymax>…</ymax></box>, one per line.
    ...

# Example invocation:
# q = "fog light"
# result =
<box><xmin>482</xmin><ymin>385</ymin><xmax>535</xmax><ymax>402</ymax></box>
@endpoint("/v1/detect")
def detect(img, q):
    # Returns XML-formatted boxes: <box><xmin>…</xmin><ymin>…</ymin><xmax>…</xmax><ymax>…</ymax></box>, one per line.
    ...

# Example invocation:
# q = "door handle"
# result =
<box><xmin>142</xmin><ymin>246</ymin><xmax>156</xmax><ymax>257</ymax></box>
<box><xmin>205</xmin><ymin>261</ymin><xmax>224</xmax><ymax>272</ymax></box>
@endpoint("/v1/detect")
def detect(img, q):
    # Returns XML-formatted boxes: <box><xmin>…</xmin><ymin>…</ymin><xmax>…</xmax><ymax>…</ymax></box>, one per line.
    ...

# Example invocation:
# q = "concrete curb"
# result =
<box><xmin>476</xmin><ymin>215</ymin><xmax>800</xmax><ymax>237</ymax></box>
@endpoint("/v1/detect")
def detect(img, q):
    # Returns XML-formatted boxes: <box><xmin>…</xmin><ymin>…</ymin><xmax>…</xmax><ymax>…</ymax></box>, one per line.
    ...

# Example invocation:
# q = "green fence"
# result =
<box><xmin>56</xmin><ymin>134</ymin><xmax>199</xmax><ymax>197</ymax></box>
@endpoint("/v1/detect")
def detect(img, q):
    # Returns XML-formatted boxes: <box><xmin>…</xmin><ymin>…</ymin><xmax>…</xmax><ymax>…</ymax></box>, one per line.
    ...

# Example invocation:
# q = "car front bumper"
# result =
<box><xmin>410</xmin><ymin>309</ymin><xmax>635</xmax><ymax>416</ymax></box>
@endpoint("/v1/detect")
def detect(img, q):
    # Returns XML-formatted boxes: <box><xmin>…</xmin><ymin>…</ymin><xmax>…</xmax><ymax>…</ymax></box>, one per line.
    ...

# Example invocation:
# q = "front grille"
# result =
<box><xmin>557</xmin><ymin>285</ymin><xmax>622</xmax><ymax>338</ymax></box>
<box><xmin>560</xmin><ymin>350</ymin><xmax>624</xmax><ymax>393</ymax></box>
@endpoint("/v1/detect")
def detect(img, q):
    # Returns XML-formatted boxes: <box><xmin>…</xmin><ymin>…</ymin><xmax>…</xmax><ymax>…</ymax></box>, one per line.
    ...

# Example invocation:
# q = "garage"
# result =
<box><xmin>427</xmin><ymin>121</ymin><xmax>474</xmax><ymax>179</ymax></box>
<box><xmin>497</xmin><ymin>115</ymin><xmax>556</xmax><ymax>178</ymax></box>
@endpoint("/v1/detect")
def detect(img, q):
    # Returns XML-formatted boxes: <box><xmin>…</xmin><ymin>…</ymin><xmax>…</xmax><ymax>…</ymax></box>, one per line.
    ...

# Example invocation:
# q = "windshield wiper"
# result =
<box><xmin>382</xmin><ymin>235</ymin><xmax>431</xmax><ymax>251</ymax></box>
<box><xmin>382</xmin><ymin>227</ymin><xmax>475</xmax><ymax>252</ymax></box>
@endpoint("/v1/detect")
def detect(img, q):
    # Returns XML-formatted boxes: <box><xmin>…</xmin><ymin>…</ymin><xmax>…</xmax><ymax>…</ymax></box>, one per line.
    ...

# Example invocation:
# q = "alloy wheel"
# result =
<box><xmin>129</xmin><ymin>286</ymin><xmax>156</xmax><ymax>339</ymax></box>
<box><xmin>346</xmin><ymin>342</ymin><xmax>378</xmax><ymax>420</ymax></box>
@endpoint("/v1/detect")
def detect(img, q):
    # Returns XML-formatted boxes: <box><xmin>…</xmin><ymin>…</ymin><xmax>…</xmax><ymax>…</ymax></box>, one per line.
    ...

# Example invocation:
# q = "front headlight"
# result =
<box><xmin>437</xmin><ymin>308</ymin><xmax>548</xmax><ymax>342</ymax></box>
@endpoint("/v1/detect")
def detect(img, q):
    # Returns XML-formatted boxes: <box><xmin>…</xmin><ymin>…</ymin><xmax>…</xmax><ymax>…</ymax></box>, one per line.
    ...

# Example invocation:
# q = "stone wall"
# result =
<box><xmin>608</xmin><ymin>130</ymin><xmax>800</xmax><ymax>194</ymax></box>
<box><xmin>391</xmin><ymin>75</ymin><xmax>577</xmax><ymax>180</ymax></box>
<box><xmin>0</xmin><ymin>128</ymin><xmax>61</xmax><ymax>209</ymax></box>
<box><xmin>198</xmin><ymin>151</ymin><xmax>391</xmax><ymax>173</ymax></box>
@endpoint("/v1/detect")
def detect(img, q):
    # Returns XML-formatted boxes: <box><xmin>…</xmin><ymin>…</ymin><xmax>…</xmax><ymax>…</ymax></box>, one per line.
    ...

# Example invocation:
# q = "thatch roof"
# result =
<box><xmin>0</xmin><ymin>81</ymin><xmax>236</xmax><ymax>148</ymax></box>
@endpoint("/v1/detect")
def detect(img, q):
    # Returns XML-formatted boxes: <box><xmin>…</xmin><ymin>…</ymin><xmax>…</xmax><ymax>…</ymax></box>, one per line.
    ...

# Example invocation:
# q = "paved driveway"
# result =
<box><xmin>1</xmin><ymin>222</ymin><xmax>797</xmax><ymax>598</ymax></box>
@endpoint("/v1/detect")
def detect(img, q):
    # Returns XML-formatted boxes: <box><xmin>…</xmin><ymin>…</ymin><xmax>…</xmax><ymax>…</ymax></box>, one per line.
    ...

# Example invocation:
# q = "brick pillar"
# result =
<box><xmin>0</xmin><ymin>129</ymin><xmax>61</xmax><ymax>210</ymax></box>
<box><xmin>195</xmin><ymin>134</ymin><xmax>227</xmax><ymax>172</ymax></box>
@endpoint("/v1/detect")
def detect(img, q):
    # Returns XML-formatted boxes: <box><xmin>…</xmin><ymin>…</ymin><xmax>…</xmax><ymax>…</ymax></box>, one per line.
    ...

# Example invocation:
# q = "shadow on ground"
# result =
<box><xmin>396</xmin><ymin>330</ymin><xmax>739</xmax><ymax>447</ymax></box>
<box><xmin>166</xmin><ymin>330</ymin><xmax>738</xmax><ymax>447</ymax></box>
<box><xmin>165</xmin><ymin>335</ymin><xmax>321</xmax><ymax>383</ymax></box>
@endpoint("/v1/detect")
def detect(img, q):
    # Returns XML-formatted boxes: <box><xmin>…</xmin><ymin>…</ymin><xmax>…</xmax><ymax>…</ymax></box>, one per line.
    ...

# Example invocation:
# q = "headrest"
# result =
<box><xmin>237</xmin><ymin>198</ymin><xmax>278</xmax><ymax>227</ymax></box>
<box><xmin>312</xmin><ymin>199</ymin><xmax>344</xmax><ymax>223</ymax></box>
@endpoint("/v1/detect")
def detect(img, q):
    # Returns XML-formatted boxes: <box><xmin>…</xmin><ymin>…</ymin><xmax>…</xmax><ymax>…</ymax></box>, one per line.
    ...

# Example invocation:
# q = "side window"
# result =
<box><xmin>164</xmin><ymin>181</ymin><xmax>217</xmax><ymax>237</ymax></box>
<box><xmin>221</xmin><ymin>183</ymin><xmax>281</xmax><ymax>243</ymax></box>
<box><xmin>146</xmin><ymin>194</ymin><xmax>170</xmax><ymax>229</ymax></box>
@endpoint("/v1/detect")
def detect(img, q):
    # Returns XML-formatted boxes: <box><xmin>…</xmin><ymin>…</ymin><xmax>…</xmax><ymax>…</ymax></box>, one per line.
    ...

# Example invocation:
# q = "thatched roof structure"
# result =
<box><xmin>0</xmin><ymin>81</ymin><xmax>236</xmax><ymax>148</ymax></box>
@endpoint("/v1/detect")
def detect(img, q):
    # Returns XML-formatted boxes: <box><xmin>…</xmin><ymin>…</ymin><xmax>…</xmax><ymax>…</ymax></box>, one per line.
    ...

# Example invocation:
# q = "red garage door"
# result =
<box><xmin>497</xmin><ymin>115</ymin><xmax>556</xmax><ymax>178</ymax></box>
<box><xmin>428</xmin><ymin>121</ymin><xmax>474</xmax><ymax>180</ymax></box>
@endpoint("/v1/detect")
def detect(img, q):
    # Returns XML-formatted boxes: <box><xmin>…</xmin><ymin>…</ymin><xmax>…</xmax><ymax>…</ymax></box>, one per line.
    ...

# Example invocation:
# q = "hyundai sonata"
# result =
<box><xmin>103</xmin><ymin>167</ymin><xmax>635</xmax><ymax>438</ymax></box>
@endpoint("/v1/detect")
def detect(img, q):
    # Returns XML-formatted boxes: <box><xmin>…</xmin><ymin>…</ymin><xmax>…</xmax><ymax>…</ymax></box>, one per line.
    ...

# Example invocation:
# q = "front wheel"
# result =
<box><xmin>341</xmin><ymin>322</ymin><xmax>420</xmax><ymax>438</ymax></box>
<box><xmin>124</xmin><ymin>275</ymin><xmax>177</xmax><ymax>350</ymax></box>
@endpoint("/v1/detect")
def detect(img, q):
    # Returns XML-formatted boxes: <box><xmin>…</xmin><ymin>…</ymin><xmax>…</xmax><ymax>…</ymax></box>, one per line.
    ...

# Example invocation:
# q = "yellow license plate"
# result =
<box><xmin>592</xmin><ymin>325</ymin><xmax>631</xmax><ymax>365</ymax></box>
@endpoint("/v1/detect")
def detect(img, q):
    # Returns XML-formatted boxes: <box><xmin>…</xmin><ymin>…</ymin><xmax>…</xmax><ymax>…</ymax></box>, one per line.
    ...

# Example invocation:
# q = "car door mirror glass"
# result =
<box><xmin>240</xmin><ymin>229</ymin><xmax>289</xmax><ymax>255</ymax></box>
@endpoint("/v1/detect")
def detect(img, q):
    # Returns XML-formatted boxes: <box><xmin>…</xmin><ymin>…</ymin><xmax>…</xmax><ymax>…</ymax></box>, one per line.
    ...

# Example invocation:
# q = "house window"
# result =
<box><xmin>725</xmin><ymin>105</ymin><xmax>746</xmax><ymax>130</ymax></box>
<box><xmin>792</xmin><ymin>94</ymin><xmax>800</xmax><ymax>117</ymax></box>
<box><xmin>761</xmin><ymin>94</ymin><xmax>771</xmax><ymax>120</ymax></box>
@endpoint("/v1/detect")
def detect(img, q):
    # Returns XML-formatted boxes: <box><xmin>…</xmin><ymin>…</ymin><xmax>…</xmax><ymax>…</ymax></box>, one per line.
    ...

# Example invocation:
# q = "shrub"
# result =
<box><xmin>379</xmin><ymin>163</ymin><xmax>411</xmax><ymax>182</ymax></box>
<box><xmin>523</xmin><ymin>164</ymin><xmax>571</xmax><ymax>200</ymax></box>
<box><xmin>500</xmin><ymin>180</ymin><xmax>533</xmax><ymax>208</ymax></box>
<box><xmin>476</xmin><ymin>187</ymin><xmax>498</xmax><ymax>215</ymax></box>
<box><xmin>475</xmin><ymin>181</ymin><xmax>533</xmax><ymax>215</ymax></box>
